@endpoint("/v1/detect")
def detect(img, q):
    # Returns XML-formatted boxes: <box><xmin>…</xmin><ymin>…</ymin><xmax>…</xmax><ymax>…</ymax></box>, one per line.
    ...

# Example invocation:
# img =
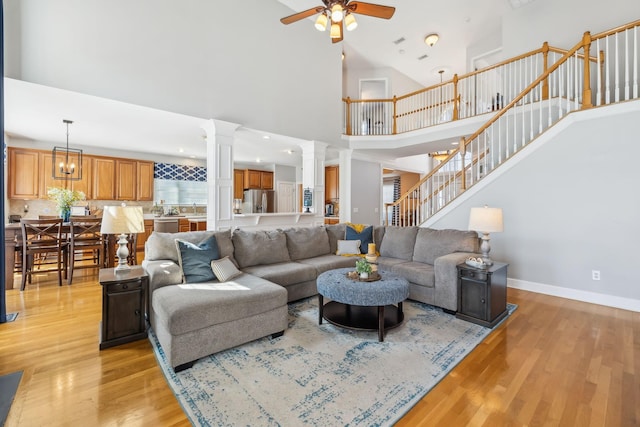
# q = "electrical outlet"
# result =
<box><xmin>592</xmin><ymin>270</ymin><xmax>601</xmax><ymax>280</ymax></box>
<box><xmin>353</xmin><ymin>207</ymin><xmax>359</xmax><ymax>213</ymax></box>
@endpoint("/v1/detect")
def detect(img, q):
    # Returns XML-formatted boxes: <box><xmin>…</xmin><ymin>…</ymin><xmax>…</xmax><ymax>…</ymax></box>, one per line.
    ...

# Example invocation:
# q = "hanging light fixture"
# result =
<box><xmin>430</xmin><ymin>150</ymin><xmax>451</xmax><ymax>162</ymax></box>
<box><xmin>344</xmin><ymin>13</ymin><xmax>358</xmax><ymax>31</ymax></box>
<box><xmin>314</xmin><ymin>13</ymin><xmax>328</xmax><ymax>31</ymax></box>
<box><xmin>424</xmin><ymin>33</ymin><xmax>439</xmax><ymax>47</ymax></box>
<box><xmin>52</xmin><ymin>119</ymin><xmax>83</xmax><ymax>181</ymax></box>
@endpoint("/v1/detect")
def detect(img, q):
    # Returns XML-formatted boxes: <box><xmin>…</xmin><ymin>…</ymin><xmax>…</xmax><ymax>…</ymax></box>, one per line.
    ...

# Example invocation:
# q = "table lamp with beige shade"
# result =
<box><xmin>100</xmin><ymin>205</ymin><xmax>145</xmax><ymax>272</ymax></box>
<box><xmin>468</xmin><ymin>205</ymin><xmax>503</xmax><ymax>266</ymax></box>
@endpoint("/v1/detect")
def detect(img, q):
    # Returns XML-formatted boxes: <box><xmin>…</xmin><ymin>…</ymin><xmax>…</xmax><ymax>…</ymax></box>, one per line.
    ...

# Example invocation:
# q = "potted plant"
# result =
<box><xmin>355</xmin><ymin>258</ymin><xmax>372</xmax><ymax>279</ymax></box>
<box><xmin>47</xmin><ymin>187</ymin><xmax>85</xmax><ymax>222</ymax></box>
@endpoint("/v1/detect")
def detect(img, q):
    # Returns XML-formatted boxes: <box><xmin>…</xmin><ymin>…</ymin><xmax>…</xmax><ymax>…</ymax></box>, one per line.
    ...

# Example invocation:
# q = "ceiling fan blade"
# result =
<box><xmin>332</xmin><ymin>21</ymin><xmax>343</xmax><ymax>43</ymax></box>
<box><xmin>280</xmin><ymin>6</ymin><xmax>325</xmax><ymax>25</ymax></box>
<box><xmin>348</xmin><ymin>2</ymin><xmax>395</xmax><ymax>19</ymax></box>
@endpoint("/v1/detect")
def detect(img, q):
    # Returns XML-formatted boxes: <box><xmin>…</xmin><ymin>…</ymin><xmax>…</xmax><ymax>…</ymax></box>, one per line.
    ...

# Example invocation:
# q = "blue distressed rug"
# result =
<box><xmin>150</xmin><ymin>297</ymin><xmax>516</xmax><ymax>426</ymax></box>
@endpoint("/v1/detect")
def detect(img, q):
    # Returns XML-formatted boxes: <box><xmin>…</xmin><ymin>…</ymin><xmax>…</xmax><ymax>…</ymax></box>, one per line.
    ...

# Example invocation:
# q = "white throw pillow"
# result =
<box><xmin>210</xmin><ymin>256</ymin><xmax>242</xmax><ymax>282</ymax></box>
<box><xmin>336</xmin><ymin>239</ymin><xmax>362</xmax><ymax>256</ymax></box>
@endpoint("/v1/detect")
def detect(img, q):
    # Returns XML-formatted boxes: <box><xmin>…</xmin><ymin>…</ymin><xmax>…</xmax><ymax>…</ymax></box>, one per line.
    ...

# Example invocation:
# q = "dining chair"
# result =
<box><xmin>20</xmin><ymin>218</ymin><xmax>68</xmax><ymax>290</ymax></box>
<box><xmin>68</xmin><ymin>218</ymin><xmax>105</xmax><ymax>285</ymax></box>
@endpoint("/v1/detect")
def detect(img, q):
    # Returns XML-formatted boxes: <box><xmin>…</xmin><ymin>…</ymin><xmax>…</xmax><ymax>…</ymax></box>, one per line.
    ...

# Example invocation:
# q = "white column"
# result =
<box><xmin>201</xmin><ymin>119</ymin><xmax>240</xmax><ymax>231</ymax></box>
<box><xmin>298</xmin><ymin>140</ymin><xmax>327</xmax><ymax>217</ymax></box>
<box><xmin>339</xmin><ymin>148</ymin><xmax>352</xmax><ymax>223</ymax></box>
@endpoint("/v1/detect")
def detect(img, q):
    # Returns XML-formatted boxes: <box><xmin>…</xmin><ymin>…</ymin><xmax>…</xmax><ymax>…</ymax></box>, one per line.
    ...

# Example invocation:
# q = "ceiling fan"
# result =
<box><xmin>280</xmin><ymin>0</ymin><xmax>395</xmax><ymax>43</ymax></box>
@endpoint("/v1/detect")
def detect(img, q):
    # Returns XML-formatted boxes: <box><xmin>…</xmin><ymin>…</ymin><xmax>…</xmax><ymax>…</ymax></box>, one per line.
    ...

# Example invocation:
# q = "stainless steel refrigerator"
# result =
<box><xmin>242</xmin><ymin>189</ymin><xmax>275</xmax><ymax>213</ymax></box>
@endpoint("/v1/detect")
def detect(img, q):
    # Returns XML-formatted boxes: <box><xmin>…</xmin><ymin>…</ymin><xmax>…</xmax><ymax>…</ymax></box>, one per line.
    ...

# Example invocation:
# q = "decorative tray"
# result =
<box><xmin>346</xmin><ymin>271</ymin><xmax>381</xmax><ymax>282</ymax></box>
<box><xmin>465</xmin><ymin>258</ymin><xmax>487</xmax><ymax>269</ymax></box>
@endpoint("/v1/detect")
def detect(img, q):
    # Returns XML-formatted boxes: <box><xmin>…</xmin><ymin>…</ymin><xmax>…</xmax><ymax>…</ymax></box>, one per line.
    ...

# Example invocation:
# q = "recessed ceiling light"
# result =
<box><xmin>256</xmin><ymin>158</ymin><xmax>261</xmax><ymax>163</ymax></box>
<box><xmin>451</xmin><ymin>141</ymin><xmax>459</xmax><ymax>145</ymax></box>
<box><xmin>178</xmin><ymin>148</ymin><xmax>184</xmax><ymax>153</ymax></box>
<box><xmin>263</xmin><ymin>135</ymin><xmax>271</xmax><ymax>140</ymax></box>
<box><xmin>189</xmin><ymin>155</ymin><xmax>196</xmax><ymax>158</ymax></box>
<box><xmin>286</xmin><ymin>149</ymin><xmax>294</xmax><ymax>154</ymax></box>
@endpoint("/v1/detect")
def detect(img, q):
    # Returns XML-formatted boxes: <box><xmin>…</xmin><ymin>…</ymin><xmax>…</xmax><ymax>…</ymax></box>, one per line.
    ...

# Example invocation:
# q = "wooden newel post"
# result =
<box><xmin>582</xmin><ymin>32</ymin><xmax>593</xmax><ymax>109</ymax></box>
<box><xmin>392</xmin><ymin>96</ymin><xmax>397</xmax><ymax>134</ymax></box>
<box><xmin>542</xmin><ymin>42</ymin><xmax>550</xmax><ymax>100</ymax></box>
<box><xmin>345</xmin><ymin>97</ymin><xmax>352</xmax><ymax>135</ymax></box>
<box><xmin>452</xmin><ymin>74</ymin><xmax>459</xmax><ymax>121</ymax></box>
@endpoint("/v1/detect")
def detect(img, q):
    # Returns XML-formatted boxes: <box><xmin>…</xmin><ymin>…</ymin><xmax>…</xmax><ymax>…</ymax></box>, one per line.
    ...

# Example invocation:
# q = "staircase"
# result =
<box><xmin>344</xmin><ymin>20</ymin><xmax>640</xmax><ymax>227</ymax></box>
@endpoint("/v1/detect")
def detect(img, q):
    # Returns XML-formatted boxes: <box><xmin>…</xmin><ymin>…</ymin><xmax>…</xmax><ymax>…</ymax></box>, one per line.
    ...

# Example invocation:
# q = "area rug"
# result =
<box><xmin>150</xmin><ymin>297</ymin><xmax>516</xmax><ymax>426</ymax></box>
<box><xmin>0</xmin><ymin>371</ymin><xmax>23</xmax><ymax>426</ymax></box>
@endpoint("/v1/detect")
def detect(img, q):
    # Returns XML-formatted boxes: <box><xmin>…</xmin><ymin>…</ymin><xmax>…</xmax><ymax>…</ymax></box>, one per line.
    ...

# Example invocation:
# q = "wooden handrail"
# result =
<box><xmin>384</xmin><ymin>19</ymin><xmax>640</xmax><ymax>226</ymax></box>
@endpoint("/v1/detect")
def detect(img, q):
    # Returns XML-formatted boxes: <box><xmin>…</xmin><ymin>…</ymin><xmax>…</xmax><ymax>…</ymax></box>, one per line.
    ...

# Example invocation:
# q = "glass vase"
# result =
<box><xmin>60</xmin><ymin>207</ymin><xmax>71</xmax><ymax>222</ymax></box>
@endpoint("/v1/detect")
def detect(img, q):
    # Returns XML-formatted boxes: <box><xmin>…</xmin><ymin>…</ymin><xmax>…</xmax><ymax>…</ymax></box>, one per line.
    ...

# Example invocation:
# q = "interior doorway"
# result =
<box><xmin>277</xmin><ymin>181</ymin><xmax>296</xmax><ymax>213</ymax></box>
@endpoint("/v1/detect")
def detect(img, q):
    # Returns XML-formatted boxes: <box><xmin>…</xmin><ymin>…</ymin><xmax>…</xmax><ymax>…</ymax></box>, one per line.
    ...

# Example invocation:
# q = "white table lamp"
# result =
<box><xmin>468</xmin><ymin>205</ymin><xmax>503</xmax><ymax>266</ymax></box>
<box><xmin>100</xmin><ymin>205</ymin><xmax>145</xmax><ymax>272</ymax></box>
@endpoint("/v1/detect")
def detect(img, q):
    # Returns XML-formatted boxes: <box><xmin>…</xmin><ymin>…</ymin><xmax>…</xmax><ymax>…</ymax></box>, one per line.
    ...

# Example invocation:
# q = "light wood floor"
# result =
<box><xmin>1</xmin><ymin>270</ymin><xmax>638</xmax><ymax>426</ymax></box>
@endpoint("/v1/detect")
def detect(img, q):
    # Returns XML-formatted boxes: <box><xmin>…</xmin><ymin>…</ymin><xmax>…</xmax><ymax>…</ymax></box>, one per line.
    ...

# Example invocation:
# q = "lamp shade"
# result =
<box><xmin>100</xmin><ymin>206</ymin><xmax>145</xmax><ymax>235</ymax></box>
<box><xmin>314</xmin><ymin>13</ymin><xmax>328</xmax><ymax>31</ymax></box>
<box><xmin>468</xmin><ymin>206</ymin><xmax>503</xmax><ymax>233</ymax></box>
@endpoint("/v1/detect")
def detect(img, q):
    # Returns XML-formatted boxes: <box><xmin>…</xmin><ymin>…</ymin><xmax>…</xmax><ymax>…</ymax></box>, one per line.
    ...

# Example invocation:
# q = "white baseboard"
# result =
<box><xmin>508</xmin><ymin>278</ymin><xmax>640</xmax><ymax>313</ymax></box>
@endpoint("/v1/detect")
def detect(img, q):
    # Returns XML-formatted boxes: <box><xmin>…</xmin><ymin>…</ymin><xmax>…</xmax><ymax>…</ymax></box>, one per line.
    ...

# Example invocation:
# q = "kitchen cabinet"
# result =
<box><xmin>70</xmin><ymin>154</ymin><xmax>93</xmax><ymax>199</ymax></box>
<box><xmin>234</xmin><ymin>169</ymin><xmax>245</xmax><ymax>199</ymax></box>
<box><xmin>136</xmin><ymin>161</ymin><xmax>154</xmax><ymax>201</ymax></box>
<box><xmin>261</xmin><ymin>171</ymin><xmax>274</xmax><ymax>190</ymax></box>
<box><xmin>39</xmin><ymin>152</ymin><xmax>58</xmax><ymax>199</ymax></box>
<box><xmin>39</xmin><ymin>151</ymin><xmax>92</xmax><ymax>199</ymax></box>
<box><xmin>325</xmin><ymin>166</ymin><xmax>339</xmax><ymax>202</ymax></box>
<box><xmin>93</xmin><ymin>158</ymin><xmax>116</xmax><ymax>200</ymax></box>
<box><xmin>244</xmin><ymin>169</ymin><xmax>262</xmax><ymax>189</ymax></box>
<box><xmin>137</xmin><ymin>219</ymin><xmax>154</xmax><ymax>252</ymax></box>
<box><xmin>179</xmin><ymin>218</ymin><xmax>190</xmax><ymax>232</ymax></box>
<box><xmin>8</xmin><ymin>148</ymin><xmax>40</xmax><ymax>199</ymax></box>
<box><xmin>243</xmin><ymin>169</ymin><xmax>274</xmax><ymax>190</ymax></box>
<box><xmin>116</xmin><ymin>159</ymin><xmax>137</xmax><ymax>201</ymax></box>
<box><xmin>324</xmin><ymin>217</ymin><xmax>339</xmax><ymax>225</ymax></box>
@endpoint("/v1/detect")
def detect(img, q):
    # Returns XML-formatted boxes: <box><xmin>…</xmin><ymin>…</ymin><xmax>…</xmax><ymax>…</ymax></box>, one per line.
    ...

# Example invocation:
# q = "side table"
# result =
<box><xmin>99</xmin><ymin>265</ymin><xmax>149</xmax><ymax>350</ymax></box>
<box><xmin>456</xmin><ymin>262</ymin><xmax>508</xmax><ymax>328</ymax></box>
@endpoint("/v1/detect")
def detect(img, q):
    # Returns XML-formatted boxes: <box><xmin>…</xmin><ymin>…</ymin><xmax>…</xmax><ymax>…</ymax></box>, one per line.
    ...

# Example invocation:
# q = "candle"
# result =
<box><xmin>368</xmin><ymin>243</ymin><xmax>376</xmax><ymax>255</ymax></box>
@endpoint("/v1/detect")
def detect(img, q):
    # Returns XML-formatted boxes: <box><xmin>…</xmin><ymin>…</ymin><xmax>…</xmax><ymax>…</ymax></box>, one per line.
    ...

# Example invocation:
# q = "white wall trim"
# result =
<box><xmin>508</xmin><ymin>278</ymin><xmax>640</xmax><ymax>313</ymax></box>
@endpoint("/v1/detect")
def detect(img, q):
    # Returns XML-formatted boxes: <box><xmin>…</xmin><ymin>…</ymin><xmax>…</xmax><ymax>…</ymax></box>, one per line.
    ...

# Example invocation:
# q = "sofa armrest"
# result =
<box><xmin>142</xmin><ymin>259</ymin><xmax>184</xmax><ymax>295</ymax></box>
<box><xmin>433</xmin><ymin>252</ymin><xmax>479</xmax><ymax>311</ymax></box>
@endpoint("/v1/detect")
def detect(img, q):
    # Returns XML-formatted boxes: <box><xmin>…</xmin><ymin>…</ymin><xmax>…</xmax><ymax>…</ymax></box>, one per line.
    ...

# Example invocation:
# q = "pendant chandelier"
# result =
<box><xmin>52</xmin><ymin>119</ymin><xmax>83</xmax><ymax>181</ymax></box>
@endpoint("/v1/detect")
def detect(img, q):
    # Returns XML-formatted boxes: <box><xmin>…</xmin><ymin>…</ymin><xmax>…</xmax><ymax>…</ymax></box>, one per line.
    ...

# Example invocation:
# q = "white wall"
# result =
<box><xmin>350</xmin><ymin>159</ymin><xmax>381</xmax><ymax>225</ymax></box>
<box><xmin>5</xmin><ymin>0</ymin><xmax>343</xmax><ymax>146</ymax></box>
<box><xmin>430</xmin><ymin>102</ymin><xmax>640</xmax><ymax>303</ymax></box>
<box><xmin>502</xmin><ymin>0</ymin><xmax>640</xmax><ymax>58</ymax></box>
<box><xmin>343</xmin><ymin>66</ymin><xmax>424</xmax><ymax>100</ymax></box>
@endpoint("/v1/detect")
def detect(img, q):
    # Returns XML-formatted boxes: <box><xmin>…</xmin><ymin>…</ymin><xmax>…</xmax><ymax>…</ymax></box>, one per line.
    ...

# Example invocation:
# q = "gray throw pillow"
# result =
<box><xmin>232</xmin><ymin>229</ymin><xmax>291</xmax><ymax>268</ymax></box>
<box><xmin>325</xmin><ymin>223</ymin><xmax>347</xmax><ymax>254</ymax></box>
<box><xmin>413</xmin><ymin>228</ymin><xmax>479</xmax><ymax>264</ymax></box>
<box><xmin>379</xmin><ymin>226</ymin><xmax>419</xmax><ymax>260</ymax></box>
<box><xmin>284</xmin><ymin>227</ymin><xmax>330</xmax><ymax>260</ymax></box>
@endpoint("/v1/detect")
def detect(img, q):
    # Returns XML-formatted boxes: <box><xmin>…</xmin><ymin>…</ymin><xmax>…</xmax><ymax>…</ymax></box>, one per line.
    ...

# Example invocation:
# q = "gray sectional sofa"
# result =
<box><xmin>142</xmin><ymin>223</ymin><xmax>479</xmax><ymax>371</ymax></box>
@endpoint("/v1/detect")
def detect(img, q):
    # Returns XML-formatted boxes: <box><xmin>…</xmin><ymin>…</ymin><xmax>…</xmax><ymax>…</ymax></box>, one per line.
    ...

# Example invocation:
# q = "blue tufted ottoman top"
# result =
<box><xmin>317</xmin><ymin>267</ymin><xmax>409</xmax><ymax>306</ymax></box>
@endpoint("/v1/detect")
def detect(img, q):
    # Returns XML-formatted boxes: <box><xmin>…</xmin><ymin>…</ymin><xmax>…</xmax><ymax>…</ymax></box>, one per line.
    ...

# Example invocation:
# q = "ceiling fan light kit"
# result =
<box><xmin>280</xmin><ymin>1</ymin><xmax>395</xmax><ymax>43</ymax></box>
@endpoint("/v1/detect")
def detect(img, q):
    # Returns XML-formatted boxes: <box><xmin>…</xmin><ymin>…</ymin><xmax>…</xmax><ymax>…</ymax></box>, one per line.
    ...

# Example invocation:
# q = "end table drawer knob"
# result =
<box><xmin>481</xmin><ymin>298</ymin><xmax>486</xmax><ymax>304</ymax></box>
<box><xmin>135</xmin><ymin>309</ymin><xmax>140</xmax><ymax>316</ymax></box>
<box><xmin>123</xmin><ymin>284</ymin><xmax>128</xmax><ymax>290</ymax></box>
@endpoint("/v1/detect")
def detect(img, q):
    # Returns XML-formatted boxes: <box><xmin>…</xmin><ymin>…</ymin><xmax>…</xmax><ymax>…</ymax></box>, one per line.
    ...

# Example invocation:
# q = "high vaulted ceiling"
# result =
<box><xmin>277</xmin><ymin>0</ymin><xmax>516</xmax><ymax>87</ymax></box>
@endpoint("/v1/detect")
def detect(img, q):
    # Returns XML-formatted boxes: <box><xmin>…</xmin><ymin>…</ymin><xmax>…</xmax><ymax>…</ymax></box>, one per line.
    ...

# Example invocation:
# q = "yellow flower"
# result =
<box><xmin>47</xmin><ymin>187</ymin><xmax>85</xmax><ymax>212</ymax></box>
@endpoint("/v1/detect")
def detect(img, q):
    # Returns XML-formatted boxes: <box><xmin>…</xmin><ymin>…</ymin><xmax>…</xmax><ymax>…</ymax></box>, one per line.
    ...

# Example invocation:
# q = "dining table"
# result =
<box><xmin>4</xmin><ymin>222</ymin><xmax>124</xmax><ymax>290</ymax></box>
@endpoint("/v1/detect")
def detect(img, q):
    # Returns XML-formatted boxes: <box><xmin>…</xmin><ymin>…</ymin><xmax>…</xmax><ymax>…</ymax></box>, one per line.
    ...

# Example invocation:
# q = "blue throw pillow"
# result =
<box><xmin>345</xmin><ymin>224</ymin><xmax>373</xmax><ymax>254</ymax></box>
<box><xmin>175</xmin><ymin>235</ymin><xmax>220</xmax><ymax>283</ymax></box>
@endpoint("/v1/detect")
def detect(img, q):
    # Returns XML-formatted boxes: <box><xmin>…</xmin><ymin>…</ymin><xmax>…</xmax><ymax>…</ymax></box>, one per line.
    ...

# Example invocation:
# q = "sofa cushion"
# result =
<box><xmin>377</xmin><ymin>256</ymin><xmax>411</xmax><ymax>271</ymax></box>
<box><xmin>325</xmin><ymin>223</ymin><xmax>347</xmax><ymax>255</ymax></box>
<box><xmin>373</xmin><ymin>225</ymin><xmax>385</xmax><ymax>248</ymax></box>
<box><xmin>152</xmin><ymin>273</ymin><xmax>287</xmax><ymax>336</ymax></box>
<box><xmin>297</xmin><ymin>254</ymin><xmax>358</xmax><ymax>275</ymax></box>
<box><xmin>241</xmin><ymin>262</ymin><xmax>316</xmax><ymax>287</ymax></box>
<box><xmin>345</xmin><ymin>224</ymin><xmax>373</xmax><ymax>254</ymax></box>
<box><xmin>175</xmin><ymin>235</ymin><xmax>220</xmax><ymax>283</ymax></box>
<box><xmin>413</xmin><ymin>228</ymin><xmax>479</xmax><ymax>265</ymax></box>
<box><xmin>145</xmin><ymin>230</ymin><xmax>236</xmax><ymax>266</ymax></box>
<box><xmin>210</xmin><ymin>256</ymin><xmax>242</xmax><ymax>282</ymax></box>
<box><xmin>390</xmin><ymin>261</ymin><xmax>435</xmax><ymax>288</ymax></box>
<box><xmin>284</xmin><ymin>227</ymin><xmax>330</xmax><ymax>261</ymax></box>
<box><xmin>232</xmin><ymin>229</ymin><xmax>290</xmax><ymax>268</ymax></box>
<box><xmin>379</xmin><ymin>226</ymin><xmax>419</xmax><ymax>260</ymax></box>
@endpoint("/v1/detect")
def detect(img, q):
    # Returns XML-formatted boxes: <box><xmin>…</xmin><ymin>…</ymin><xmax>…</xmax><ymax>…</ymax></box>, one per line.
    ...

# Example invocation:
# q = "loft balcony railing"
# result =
<box><xmin>379</xmin><ymin>19</ymin><xmax>640</xmax><ymax>226</ymax></box>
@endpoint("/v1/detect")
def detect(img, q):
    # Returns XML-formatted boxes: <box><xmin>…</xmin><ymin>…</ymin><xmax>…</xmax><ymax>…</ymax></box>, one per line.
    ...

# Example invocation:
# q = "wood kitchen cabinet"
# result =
<box><xmin>70</xmin><ymin>155</ymin><xmax>93</xmax><ymax>199</ymax></box>
<box><xmin>234</xmin><ymin>169</ymin><xmax>245</xmax><ymax>199</ymax></box>
<box><xmin>137</xmin><ymin>219</ymin><xmax>154</xmax><ymax>252</ymax></box>
<box><xmin>244</xmin><ymin>169</ymin><xmax>262</xmax><ymax>189</ymax></box>
<box><xmin>261</xmin><ymin>171</ymin><xmax>274</xmax><ymax>190</ymax></box>
<box><xmin>93</xmin><ymin>157</ymin><xmax>116</xmax><ymax>200</ymax></box>
<box><xmin>116</xmin><ymin>159</ymin><xmax>137</xmax><ymax>201</ymax></box>
<box><xmin>8</xmin><ymin>148</ymin><xmax>40</xmax><ymax>199</ymax></box>
<box><xmin>325</xmin><ymin>166</ymin><xmax>339</xmax><ymax>202</ymax></box>
<box><xmin>39</xmin><ymin>151</ymin><xmax>92</xmax><ymax>199</ymax></box>
<box><xmin>179</xmin><ymin>218</ymin><xmax>190</xmax><ymax>232</ymax></box>
<box><xmin>136</xmin><ymin>161</ymin><xmax>154</xmax><ymax>201</ymax></box>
